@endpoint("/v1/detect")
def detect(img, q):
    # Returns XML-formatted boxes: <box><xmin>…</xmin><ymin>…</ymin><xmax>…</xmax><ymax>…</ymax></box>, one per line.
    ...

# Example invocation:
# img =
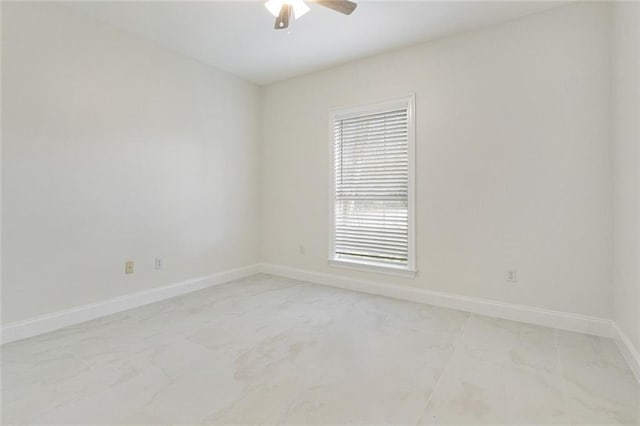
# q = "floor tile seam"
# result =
<box><xmin>554</xmin><ymin>328</ymin><xmax>574</xmax><ymax>426</ymax></box>
<box><xmin>414</xmin><ymin>311</ymin><xmax>474</xmax><ymax>425</ymax></box>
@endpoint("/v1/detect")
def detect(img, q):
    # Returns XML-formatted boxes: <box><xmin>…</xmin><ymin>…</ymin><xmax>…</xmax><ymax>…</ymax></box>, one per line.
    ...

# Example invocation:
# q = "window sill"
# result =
<box><xmin>329</xmin><ymin>258</ymin><xmax>416</xmax><ymax>278</ymax></box>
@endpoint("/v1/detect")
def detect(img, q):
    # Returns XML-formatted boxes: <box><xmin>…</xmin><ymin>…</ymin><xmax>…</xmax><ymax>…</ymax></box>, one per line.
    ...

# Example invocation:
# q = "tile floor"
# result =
<box><xmin>2</xmin><ymin>274</ymin><xmax>638</xmax><ymax>425</ymax></box>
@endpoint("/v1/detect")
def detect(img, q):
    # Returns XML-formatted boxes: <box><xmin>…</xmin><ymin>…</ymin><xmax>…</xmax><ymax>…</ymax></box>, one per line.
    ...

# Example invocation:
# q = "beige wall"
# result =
<box><xmin>1</xmin><ymin>3</ymin><xmax>261</xmax><ymax>324</ymax></box>
<box><xmin>2</xmin><ymin>2</ymin><xmax>633</xmax><ymax>332</ymax></box>
<box><xmin>260</xmin><ymin>3</ymin><xmax>613</xmax><ymax>318</ymax></box>
<box><xmin>612</xmin><ymin>1</ymin><xmax>640</xmax><ymax>352</ymax></box>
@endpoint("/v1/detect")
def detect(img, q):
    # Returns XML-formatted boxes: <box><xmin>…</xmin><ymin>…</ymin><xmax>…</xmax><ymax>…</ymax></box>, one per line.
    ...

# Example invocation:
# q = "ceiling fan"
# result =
<box><xmin>264</xmin><ymin>0</ymin><xmax>357</xmax><ymax>30</ymax></box>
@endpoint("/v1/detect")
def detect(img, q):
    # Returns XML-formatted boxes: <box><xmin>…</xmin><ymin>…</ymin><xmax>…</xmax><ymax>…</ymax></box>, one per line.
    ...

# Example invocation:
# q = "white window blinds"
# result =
<box><xmin>333</xmin><ymin>106</ymin><xmax>410</xmax><ymax>267</ymax></box>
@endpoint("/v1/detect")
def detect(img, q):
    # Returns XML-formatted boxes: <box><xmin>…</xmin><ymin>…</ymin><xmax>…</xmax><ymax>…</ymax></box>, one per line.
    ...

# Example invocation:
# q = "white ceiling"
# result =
<box><xmin>68</xmin><ymin>1</ymin><xmax>568</xmax><ymax>85</ymax></box>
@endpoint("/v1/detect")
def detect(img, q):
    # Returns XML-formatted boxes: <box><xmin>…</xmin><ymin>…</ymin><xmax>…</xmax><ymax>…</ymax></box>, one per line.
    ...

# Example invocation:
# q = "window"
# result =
<box><xmin>329</xmin><ymin>96</ymin><xmax>415</xmax><ymax>275</ymax></box>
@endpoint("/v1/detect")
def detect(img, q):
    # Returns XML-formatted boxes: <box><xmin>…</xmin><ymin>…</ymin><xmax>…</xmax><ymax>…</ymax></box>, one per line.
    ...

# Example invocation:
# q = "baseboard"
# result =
<box><xmin>258</xmin><ymin>263</ymin><xmax>614</xmax><ymax>338</ymax></box>
<box><xmin>0</xmin><ymin>264</ymin><xmax>260</xmax><ymax>345</ymax></box>
<box><xmin>3</xmin><ymin>261</ymin><xmax>631</xmax><ymax>379</ymax></box>
<box><xmin>613</xmin><ymin>322</ymin><xmax>640</xmax><ymax>383</ymax></box>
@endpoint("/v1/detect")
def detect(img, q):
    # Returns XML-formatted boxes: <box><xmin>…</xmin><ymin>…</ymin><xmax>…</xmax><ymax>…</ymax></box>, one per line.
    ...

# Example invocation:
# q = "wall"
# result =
<box><xmin>1</xmin><ymin>1</ymin><xmax>625</xmax><ymax>331</ymax></box>
<box><xmin>261</xmin><ymin>2</ymin><xmax>613</xmax><ymax>318</ymax></box>
<box><xmin>612</xmin><ymin>1</ymin><xmax>640</xmax><ymax>352</ymax></box>
<box><xmin>1</xmin><ymin>2</ymin><xmax>261</xmax><ymax>324</ymax></box>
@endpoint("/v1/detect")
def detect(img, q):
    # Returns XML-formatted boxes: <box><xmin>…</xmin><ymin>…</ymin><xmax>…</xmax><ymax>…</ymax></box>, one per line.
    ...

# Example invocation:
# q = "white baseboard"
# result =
<box><xmin>258</xmin><ymin>263</ymin><xmax>614</xmax><ymax>338</ymax></box>
<box><xmin>613</xmin><ymin>323</ymin><xmax>640</xmax><ymax>383</ymax></box>
<box><xmin>0</xmin><ymin>264</ymin><xmax>260</xmax><ymax>345</ymax></box>
<box><xmin>3</xmin><ymin>261</ymin><xmax>635</xmax><ymax>381</ymax></box>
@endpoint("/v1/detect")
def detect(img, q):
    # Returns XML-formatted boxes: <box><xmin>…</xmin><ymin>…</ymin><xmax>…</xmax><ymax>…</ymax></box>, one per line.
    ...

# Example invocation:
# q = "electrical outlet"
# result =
<box><xmin>299</xmin><ymin>245</ymin><xmax>305</xmax><ymax>255</ymax></box>
<box><xmin>125</xmin><ymin>261</ymin><xmax>134</xmax><ymax>275</ymax></box>
<box><xmin>155</xmin><ymin>257</ymin><xmax>163</xmax><ymax>270</ymax></box>
<box><xmin>507</xmin><ymin>269</ymin><xmax>517</xmax><ymax>283</ymax></box>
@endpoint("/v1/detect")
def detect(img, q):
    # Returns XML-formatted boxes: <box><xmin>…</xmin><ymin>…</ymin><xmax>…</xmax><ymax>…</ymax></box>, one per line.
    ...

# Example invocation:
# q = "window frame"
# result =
<box><xmin>328</xmin><ymin>95</ymin><xmax>416</xmax><ymax>277</ymax></box>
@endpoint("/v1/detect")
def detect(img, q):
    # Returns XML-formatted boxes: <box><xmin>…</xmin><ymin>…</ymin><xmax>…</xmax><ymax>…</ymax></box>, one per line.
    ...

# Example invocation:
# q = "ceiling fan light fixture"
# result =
<box><xmin>264</xmin><ymin>0</ymin><xmax>284</xmax><ymax>17</ymax></box>
<box><xmin>265</xmin><ymin>0</ymin><xmax>309</xmax><ymax>19</ymax></box>
<box><xmin>289</xmin><ymin>0</ymin><xmax>310</xmax><ymax>19</ymax></box>
<box><xmin>267</xmin><ymin>0</ymin><xmax>357</xmax><ymax>30</ymax></box>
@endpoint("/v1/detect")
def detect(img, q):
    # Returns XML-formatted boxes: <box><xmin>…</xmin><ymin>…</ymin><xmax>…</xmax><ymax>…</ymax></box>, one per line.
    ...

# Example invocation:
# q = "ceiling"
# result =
<box><xmin>68</xmin><ymin>1</ymin><xmax>568</xmax><ymax>85</ymax></box>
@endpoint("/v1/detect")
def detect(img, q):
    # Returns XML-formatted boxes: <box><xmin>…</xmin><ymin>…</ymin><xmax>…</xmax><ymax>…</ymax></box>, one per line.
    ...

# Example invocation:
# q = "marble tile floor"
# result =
<box><xmin>1</xmin><ymin>274</ymin><xmax>638</xmax><ymax>425</ymax></box>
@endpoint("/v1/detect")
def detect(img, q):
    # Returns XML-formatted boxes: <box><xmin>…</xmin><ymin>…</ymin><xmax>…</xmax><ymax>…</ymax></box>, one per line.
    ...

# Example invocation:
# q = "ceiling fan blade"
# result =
<box><xmin>275</xmin><ymin>4</ymin><xmax>292</xmax><ymax>29</ymax></box>
<box><xmin>314</xmin><ymin>0</ymin><xmax>357</xmax><ymax>15</ymax></box>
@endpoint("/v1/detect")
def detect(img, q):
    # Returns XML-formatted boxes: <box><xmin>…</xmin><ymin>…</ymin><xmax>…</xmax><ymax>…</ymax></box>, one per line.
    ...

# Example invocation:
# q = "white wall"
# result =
<box><xmin>1</xmin><ymin>2</ymin><xmax>261</xmax><ymax>324</ymax></box>
<box><xmin>612</xmin><ymin>1</ymin><xmax>640</xmax><ymax>352</ymax></box>
<box><xmin>261</xmin><ymin>3</ymin><xmax>613</xmax><ymax>318</ymax></box>
<box><xmin>2</xmin><ymin>1</ymin><xmax>627</xmax><ymax>332</ymax></box>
